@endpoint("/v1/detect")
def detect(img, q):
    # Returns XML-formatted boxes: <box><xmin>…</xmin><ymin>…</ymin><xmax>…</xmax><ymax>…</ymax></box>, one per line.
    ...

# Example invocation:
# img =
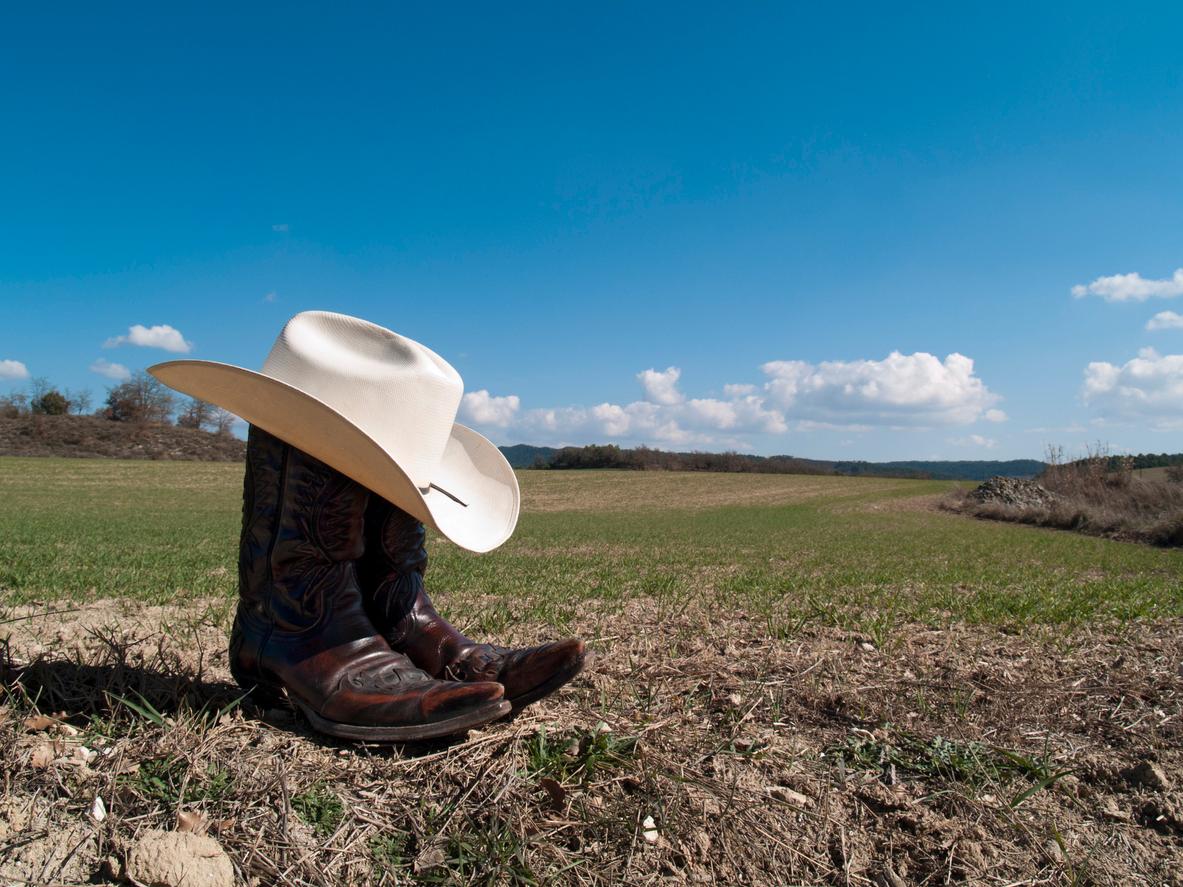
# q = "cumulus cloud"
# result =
<box><xmin>1071</xmin><ymin>269</ymin><xmax>1183</xmax><ymax>302</ymax></box>
<box><xmin>0</xmin><ymin>359</ymin><xmax>29</xmax><ymax>380</ymax></box>
<box><xmin>1082</xmin><ymin>348</ymin><xmax>1183</xmax><ymax>429</ymax></box>
<box><xmin>949</xmin><ymin>434</ymin><xmax>997</xmax><ymax>449</ymax></box>
<box><xmin>1146</xmin><ymin>310</ymin><xmax>1183</xmax><ymax>331</ymax></box>
<box><xmin>761</xmin><ymin>351</ymin><xmax>1000</xmax><ymax>427</ymax></box>
<box><xmin>104</xmin><ymin>324</ymin><xmax>193</xmax><ymax>353</ymax></box>
<box><xmin>637</xmin><ymin>366</ymin><xmax>684</xmax><ymax>405</ymax></box>
<box><xmin>460</xmin><ymin>349</ymin><xmax>1001</xmax><ymax>449</ymax></box>
<box><xmin>460</xmin><ymin>390</ymin><xmax>521</xmax><ymax>427</ymax></box>
<box><xmin>89</xmin><ymin>358</ymin><xmax>131</xmax><ymax>381</ymax></box>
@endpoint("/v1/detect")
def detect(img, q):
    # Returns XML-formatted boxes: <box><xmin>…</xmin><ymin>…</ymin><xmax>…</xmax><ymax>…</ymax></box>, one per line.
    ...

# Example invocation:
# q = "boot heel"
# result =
<box><xmin>230</xmin><ymin>658</ymin><xmax>287</xmax><ymax>709</ymax></box>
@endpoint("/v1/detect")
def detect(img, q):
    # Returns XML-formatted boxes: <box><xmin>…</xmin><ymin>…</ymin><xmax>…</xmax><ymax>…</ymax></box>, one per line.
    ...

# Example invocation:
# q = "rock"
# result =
<box><xmin>641</xmin><ymin>815</ymin><xmax>659</xmax><ymax>844</ymax></box>
<box><xmin>126</xmin><ymin>829</ymin><xmax>234</xmax><ymax>887</ymax></box>
<box><xmin>1125</xmin><ymin>761</ymin><xmax>1171</xmax><ymax>792</ymax></box>
<box><xmin>967</xmin><ymin>476</ymin><xmax>1057</xmax><ymax>509</ymax></box>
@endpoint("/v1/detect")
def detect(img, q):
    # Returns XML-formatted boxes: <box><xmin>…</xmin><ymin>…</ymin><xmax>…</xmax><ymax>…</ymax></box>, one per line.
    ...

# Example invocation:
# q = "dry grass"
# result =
<box><xmin>2</xmin><ymin>595</ymin><xmax>1181</xmax><ymax>886</ymax></box>
<box><xmin>948</xmin><ymin>457</ymin><xmax>1183</xmax><ymax>547</ymax></box>
<box><xmin>2</xmin><ymin>461</ymin><xmax>1182</xmax><ymax>884</ymax></box>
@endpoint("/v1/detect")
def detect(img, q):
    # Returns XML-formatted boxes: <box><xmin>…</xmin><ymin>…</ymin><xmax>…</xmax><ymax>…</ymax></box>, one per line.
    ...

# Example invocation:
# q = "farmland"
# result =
<box><xmin>1</xmin><ymin>457</ymin><xmax>1180</xmax><ymax>885</ymax></box>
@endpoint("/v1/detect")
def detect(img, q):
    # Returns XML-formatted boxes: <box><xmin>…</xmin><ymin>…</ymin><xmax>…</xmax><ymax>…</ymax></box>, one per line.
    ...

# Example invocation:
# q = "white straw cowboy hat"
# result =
<box><xmin>149</xmin><ymin>311</ymin><xmax>519</xmax><ymax>553</ymax></box>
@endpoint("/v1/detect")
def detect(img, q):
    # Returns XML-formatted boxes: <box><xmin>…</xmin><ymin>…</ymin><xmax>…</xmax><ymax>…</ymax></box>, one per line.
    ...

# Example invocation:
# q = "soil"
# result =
<box><xmin>0</xmin><ymin>415</ymin><xmax>244</xmax><ymax>461</ymax></box>
<box><xmin>1</xmin><ymin>597</ymin><xmax>1179</xmax><ymax>885</ymax></box>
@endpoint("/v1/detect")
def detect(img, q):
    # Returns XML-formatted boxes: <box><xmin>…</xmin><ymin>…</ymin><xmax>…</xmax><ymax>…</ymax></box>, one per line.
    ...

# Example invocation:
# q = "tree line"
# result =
<box><xmin>540</xmin><ymin>443</ymin><xmax>832</xmax><ymax>475</ymax></box>
<box><xmin>0</xmin><ymin>371</ymin><xmax>235</xmax><ymax>435</ymax></box>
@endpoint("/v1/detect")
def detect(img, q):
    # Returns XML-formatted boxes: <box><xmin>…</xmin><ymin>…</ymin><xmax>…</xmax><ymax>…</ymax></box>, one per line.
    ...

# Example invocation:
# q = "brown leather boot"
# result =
<box><xmin>359</xmin><ymin>496</ymin><xmax>588</xmax><ymax>713</ymax></box>
<box><xmin>229</xmin><ymin>427</ymin><xmax>510</xmax><ymax>741</ymax></box>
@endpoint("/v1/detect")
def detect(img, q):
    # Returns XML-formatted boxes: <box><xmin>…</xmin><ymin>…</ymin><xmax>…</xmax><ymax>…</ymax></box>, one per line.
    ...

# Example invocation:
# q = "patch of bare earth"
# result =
<box><xmin>519</xmin><ymin>470</ymin><xmax>922</xmax><ymax>513</ymax></box>
<box><xmin>1</xmin><ymin>599</ymin><xmax>1180</xmax><ymax>885</ymax></box>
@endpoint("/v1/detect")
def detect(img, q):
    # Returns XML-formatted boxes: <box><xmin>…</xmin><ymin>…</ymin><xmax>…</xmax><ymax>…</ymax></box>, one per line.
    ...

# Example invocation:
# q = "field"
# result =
<box><xmin>1</xmin><ymin>457</ymin><xmax>1181</xmax><ymax>885</ymax></box>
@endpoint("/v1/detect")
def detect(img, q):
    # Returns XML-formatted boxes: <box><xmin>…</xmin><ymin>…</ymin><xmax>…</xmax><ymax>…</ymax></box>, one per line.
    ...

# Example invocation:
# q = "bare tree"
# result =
<box><xmin>211</xmin><ymin>407</ymin><xmax>237</xmax><ymax>436</ymax></box>
<box><xmin>65</xmin><ymin>388</ymin><xmax>93</xmax><ymax>415</ymax></box>
<box><xmin>104</xmin><ymin>371</ymin><xmax>176</xmax><ymax>424</ymax></box>
<box><xmin>177</xmin><ymin>397</ymin><xmax>216</xmax><ymax>430</ymax></box>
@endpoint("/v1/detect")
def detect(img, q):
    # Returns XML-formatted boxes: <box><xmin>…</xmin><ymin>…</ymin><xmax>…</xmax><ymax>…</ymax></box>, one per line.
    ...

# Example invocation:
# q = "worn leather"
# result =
<box><xmin>229</xmin><ymin>426</ymin><xmax>505</xmax><ymax>728</ymax></box>
<box><xmin>359</xmin><ymin>496</ymin><xmax>586</xmax><ymax>705</ymax></box>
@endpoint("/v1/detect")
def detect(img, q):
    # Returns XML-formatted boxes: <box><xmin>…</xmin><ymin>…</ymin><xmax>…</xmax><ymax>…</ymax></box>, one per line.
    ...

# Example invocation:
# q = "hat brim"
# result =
<box><xmin>149</xmin><ymin>360</ymin><xmax>519</xmax><ymax>553</ymax></box>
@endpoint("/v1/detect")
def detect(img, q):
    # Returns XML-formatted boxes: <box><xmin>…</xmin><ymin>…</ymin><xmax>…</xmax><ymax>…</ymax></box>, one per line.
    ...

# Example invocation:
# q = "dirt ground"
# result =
<box><xmin>1</xmin><ymin>596</ymin><xmax>1179</xmax><ymax>886</ymax></box>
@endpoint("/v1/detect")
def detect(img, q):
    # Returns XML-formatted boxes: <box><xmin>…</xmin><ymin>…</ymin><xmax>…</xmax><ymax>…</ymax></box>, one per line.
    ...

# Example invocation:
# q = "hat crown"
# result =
<box><xmin>261</xmin><ymin>311</ymin><xmax>462</xmax><ymax>488</ymax></box>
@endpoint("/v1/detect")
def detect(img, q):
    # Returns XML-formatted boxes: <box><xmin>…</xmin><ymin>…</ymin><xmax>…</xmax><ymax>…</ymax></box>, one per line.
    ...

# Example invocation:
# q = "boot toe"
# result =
<box><xmin>420</xmin><ymin>679</ymin><xmax>506</xmax><ymax>721</ymax></box>
<box><xmin>500</xmin><ymin>638</ymin><xmax>587</xmax><ymax>704</ymax></box>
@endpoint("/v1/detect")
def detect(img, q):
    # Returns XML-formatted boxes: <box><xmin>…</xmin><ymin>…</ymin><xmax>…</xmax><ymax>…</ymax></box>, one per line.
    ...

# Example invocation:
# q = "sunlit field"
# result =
<box><xmin>1</xmin><ymin>457</ymin><xmax>1180</xmax><ymax>885</ymax></box>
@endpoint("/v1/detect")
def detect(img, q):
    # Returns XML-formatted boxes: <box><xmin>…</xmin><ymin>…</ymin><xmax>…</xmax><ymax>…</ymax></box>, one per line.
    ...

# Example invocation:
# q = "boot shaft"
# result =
<box><xmin>238</xmin><ymin>425</ymin><xmax>368</xmax><ymax>632</ymax></box>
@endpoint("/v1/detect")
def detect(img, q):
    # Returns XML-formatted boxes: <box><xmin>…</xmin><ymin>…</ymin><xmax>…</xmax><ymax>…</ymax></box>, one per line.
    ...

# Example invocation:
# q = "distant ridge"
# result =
<box><xmin>498</xmin><ymin>443</ymin><xmax>1045</xmax><ymax>481</ymax></box>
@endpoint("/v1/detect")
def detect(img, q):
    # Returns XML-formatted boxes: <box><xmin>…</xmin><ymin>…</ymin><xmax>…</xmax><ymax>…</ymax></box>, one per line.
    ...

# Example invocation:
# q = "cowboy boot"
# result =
<box><xmin>359</xmin><ymin>496</ymin><xmax>588</xmax><ymax>713</ymax></box>
<box><xmin>229</xmin><ymin>426</ymin><xmax>510</xmax><ymax>740</ymax></box>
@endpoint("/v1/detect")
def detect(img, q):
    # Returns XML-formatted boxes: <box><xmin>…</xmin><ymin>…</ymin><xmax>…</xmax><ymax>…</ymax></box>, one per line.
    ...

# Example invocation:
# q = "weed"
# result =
<box><xmin>527</xmin><ymin>725</ymin><xmax>637</xmax><ymax>784</ymax></box>
<box><xmin>829</xmin><ymin>726</ymin><xmax>1068</xmax><ymax>797</ymax></box>
<box><xmin>131</xmin><ymin>757</ymin><xmax>232</xmax><ymax>806</ymax></box>
<box><xmin>368</xmin><ymin>831</ymin><xmax>408</xmax><ymax>878</ymax></box>
<box><xmin>292</xmin><ymin>783</ymin><xmax>345</xmax><ymax>839</ymax></box>
<box><xmin>421</xmin><ymin>818</ymin><xmax>536</xmax><ymax>886</ymax></box>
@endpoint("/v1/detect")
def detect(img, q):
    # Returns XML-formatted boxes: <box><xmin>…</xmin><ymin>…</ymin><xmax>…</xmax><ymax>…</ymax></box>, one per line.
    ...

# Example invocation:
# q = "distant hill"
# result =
<box><xmin>830</xmin><ymin>459</ymin><xmax>1046</xmax><ymax>481</ymax></box>
<box><xmin>498</xmin><ymin>443</ymin><xmax>1045</xmax><ymax>481</ymax></box>
<box><xmin>499</xmin><ymin>444</ymin><xmax>560</xmax><ymax>468</ymax></box>
<box><xmin>0</xmin><ymin>415</ymin><xmax>244</xmax><ymax>461</ymax></box>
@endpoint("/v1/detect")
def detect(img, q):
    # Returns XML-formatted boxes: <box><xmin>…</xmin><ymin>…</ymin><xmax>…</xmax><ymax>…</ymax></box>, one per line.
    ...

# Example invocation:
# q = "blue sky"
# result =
<box><xmin>2</xmin><ymin>3</ymin><xmax>1182</xmax><ymax>460</ymax></box>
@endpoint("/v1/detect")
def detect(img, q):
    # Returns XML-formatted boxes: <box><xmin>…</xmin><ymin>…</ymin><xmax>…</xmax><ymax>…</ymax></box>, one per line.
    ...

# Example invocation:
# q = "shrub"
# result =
<box><xmin>31</xmin><ymin>390</ymin><xmax>70</xmax><ymax>415</ymax></box>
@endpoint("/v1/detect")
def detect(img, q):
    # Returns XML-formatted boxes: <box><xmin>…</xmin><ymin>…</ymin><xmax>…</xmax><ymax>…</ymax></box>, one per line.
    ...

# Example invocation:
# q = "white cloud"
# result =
<box><xmin>637</xmin><ymin>366</ymin><xmax>684</xmax><ymax>405</ymax></box>
<box><xmin>1082</xmin><ymin>347</ymin><xmax>1183</xmax><ymax>429</ymax></box>
<box><xmin>949</xmin><ymin>434</ymin><xmax>997</xmax><ymax>449</ymax></box>
<box><xmin>463</xmin><ymin>350</ymin><xmax>999</xmax><ymax>449</ymax></box>
<box><xmin>0</xmin><ymin>359</ymin><xmax>29</xmax><ymax>380</ymax></box>
<box><xmin>89</xmin><ymin>358</ymin><xmax>131</xmax><ymax>381</ymax></box>
<box><xmin>460</xmin><ymin>390</ymin><xmax>520</xmax><ymax>427</ymax></box>
<box><xmin>272</xmin><ymin>223</ymin><xmax>290</xmax><ymax>232</ymax></box>
<box><xmin>263</xmin><ymin>291</ymin><xmax>278</xmax><ymax>303</ymax></box>
<box><xmin>1146</xmin><ymin>310</ymin><xmax>1183</xmax><ymax>331</ymax></box>
<box><xmin>1071</xmin><ymin>269</ymin><xmax>1183</xmax><ymax>302</ymax></box>
<box><xmin>104</xmin><ymin>324</ymin><xmax>193</xmax><ymax>353</ymax></box>
<box><xmin>761</xmin><ymin>351</ymin><xmax>1000</xmax><ymax>428</ymax></box>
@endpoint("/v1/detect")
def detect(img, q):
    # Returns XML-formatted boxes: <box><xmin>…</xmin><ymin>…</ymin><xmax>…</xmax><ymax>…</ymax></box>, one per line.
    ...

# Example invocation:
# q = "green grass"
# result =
<box><xmin>291</xmin><ymin>783</ymin><xmax>345</xmax><ymax>838</ymax></box>
<box><xmin>1</xmin><ymin>457</ymin><xmax>1180</xmax><ymax>631</ymax></box>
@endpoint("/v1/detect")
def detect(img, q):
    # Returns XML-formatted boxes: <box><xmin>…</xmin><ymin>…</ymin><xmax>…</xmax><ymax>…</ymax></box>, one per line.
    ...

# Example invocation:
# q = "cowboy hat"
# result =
<box><xmin>149</xmin><ymin>310</ymin><xmax>519</xmax><ymax>553</ymax></box>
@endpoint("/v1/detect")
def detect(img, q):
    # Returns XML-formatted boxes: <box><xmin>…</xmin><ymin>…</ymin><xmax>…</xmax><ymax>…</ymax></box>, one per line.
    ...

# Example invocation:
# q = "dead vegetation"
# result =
<box><xmin>0</xmin><ymin>415</ymin><xmax>245</xmax><ymax>461</ymax></box>
<box><xmin>947</xmin><ymin>447</ymin><xmax>1183</xmax><ymax>547</ymax></box>
<box><xmin>1</xmin><ymin>598</ymin><xmax>1180</xmax><ymax>886</ymax></box>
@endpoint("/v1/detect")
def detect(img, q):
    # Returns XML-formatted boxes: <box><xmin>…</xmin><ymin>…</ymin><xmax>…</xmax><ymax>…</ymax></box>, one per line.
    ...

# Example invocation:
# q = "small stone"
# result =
<box><xmin>733</xmin><ymin>737</ymin><xmax>757</xmax><ymax>753</ymax></box>
<box><xmin>727</xmin><ymin>693</ymin><xmax>743</xmax><ymax>707</ymax></box>
<box><xmin>641</xmin><ymin>815</ymin><xmax>659</xmax><ymax>844</ymax></box>
<box><xmin>126</xmin><ymin>829</ymin><xmax>234</xmax><ymax>887</ymax></box>
<box><xmin>1125</xmin><ymin>761</ymin><xmax>1171</xmax><ymax>792</ymax></box>
<box><xmin>1044</xmin><ymin>839</ymin><xmax>1064</xmax><ymax>863</ymax></box>
<box><xmin>90</xmin><ymin>796</ymin><xmax>107</xmax><ymax>822</ymax></box>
